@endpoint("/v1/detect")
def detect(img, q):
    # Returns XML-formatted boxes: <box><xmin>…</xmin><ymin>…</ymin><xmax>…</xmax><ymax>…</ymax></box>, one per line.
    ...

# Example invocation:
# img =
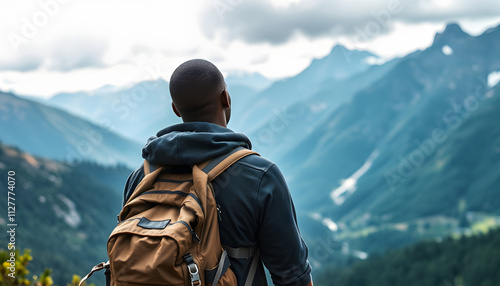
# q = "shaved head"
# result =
<box><xmin>169</xmin><ymin>59</ymin><xmax>230</xmax><ymax>125</ymax></box>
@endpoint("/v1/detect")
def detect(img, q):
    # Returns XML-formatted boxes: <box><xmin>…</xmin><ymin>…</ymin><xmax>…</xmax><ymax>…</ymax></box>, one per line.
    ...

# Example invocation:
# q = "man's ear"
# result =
<box><xmin>221</xmin><ymin>89</ymin><xmax>230</xmax><ymax>108</ymax></box>
<box><xmin>171</xmin><ymin>102</ymin><xmax>181</xmax><ymax>118</ymax></box>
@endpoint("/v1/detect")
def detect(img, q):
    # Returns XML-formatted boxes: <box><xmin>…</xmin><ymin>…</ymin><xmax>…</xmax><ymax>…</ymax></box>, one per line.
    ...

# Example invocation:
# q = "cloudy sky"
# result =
<box><xmin>1</xmin><ymin>0</ymin><xmax>500</xmax><ymax>98</ymax></box>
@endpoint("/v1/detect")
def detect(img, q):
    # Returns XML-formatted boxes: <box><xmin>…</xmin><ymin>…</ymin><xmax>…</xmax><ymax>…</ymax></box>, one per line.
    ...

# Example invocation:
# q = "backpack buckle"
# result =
<box><xmin>184</xmin><ymin>254</ymin><xmax>201</xmax><ymax>286</ymax></box>
<box><xmin>187</xmin><ymin>263</ymin><xmax>200</xmax><ymax>286</ymax></box>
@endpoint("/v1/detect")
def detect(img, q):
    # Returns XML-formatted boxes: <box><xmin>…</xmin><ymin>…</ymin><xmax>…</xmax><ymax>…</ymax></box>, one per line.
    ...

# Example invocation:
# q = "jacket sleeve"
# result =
<box><xmin>122</xmin><ymin>166</ymin><xmax>145</xmax><ymax>206</ymax></box>
<box><xmin>256</xmin><ymin>164</ymin><xmax>312</xmax><ymax>286</ymax></box>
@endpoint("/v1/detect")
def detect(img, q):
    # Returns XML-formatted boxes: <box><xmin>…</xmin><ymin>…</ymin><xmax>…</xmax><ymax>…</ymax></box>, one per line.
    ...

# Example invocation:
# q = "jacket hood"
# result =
<box><xmin>142</xmin><ymin>122</ymin><xmax>252</xmax><ymax>165</ymax></box>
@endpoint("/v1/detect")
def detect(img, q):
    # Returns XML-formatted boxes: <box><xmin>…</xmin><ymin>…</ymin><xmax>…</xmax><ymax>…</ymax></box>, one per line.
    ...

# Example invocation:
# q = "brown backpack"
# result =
<box><xmin>81</xmin><ymin>148</ymin><xmax>259</xmax><ymax>286</ymax></box>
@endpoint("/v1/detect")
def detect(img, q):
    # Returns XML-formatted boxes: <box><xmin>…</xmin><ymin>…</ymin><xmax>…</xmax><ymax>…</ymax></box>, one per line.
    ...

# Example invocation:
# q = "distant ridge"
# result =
<box><xmin>0</xmin><ymin>91</ymin><xmax>142</xmax><ymax>168</ymax></box>
<box><xmin>229</xmin><ymin>44</ymin><xmax>379</xmax><ymax>132</ymax></box>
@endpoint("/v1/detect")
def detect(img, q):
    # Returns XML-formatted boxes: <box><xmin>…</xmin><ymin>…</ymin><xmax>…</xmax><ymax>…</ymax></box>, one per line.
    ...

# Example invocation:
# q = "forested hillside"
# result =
<box><xmin>316</xmin><ymin>228</ymin><xmax>500</xmax><ymax>286</ymax></box>
<box><xmin>0</xmin><ymin>141</ymin><xmax>131</xmax><ymax>285</ymax></box>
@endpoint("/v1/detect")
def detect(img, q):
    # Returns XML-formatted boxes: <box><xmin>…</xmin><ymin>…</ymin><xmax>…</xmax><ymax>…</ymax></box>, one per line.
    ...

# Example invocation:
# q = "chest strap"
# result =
<box><xmin>223</xmin><ymin>245</ymin><xmax>260</xmax><ymax>286</ymax></box>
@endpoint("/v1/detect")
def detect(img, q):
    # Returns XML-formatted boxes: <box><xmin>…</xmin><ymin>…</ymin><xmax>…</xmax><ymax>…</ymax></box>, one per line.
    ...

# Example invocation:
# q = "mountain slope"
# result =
<box><xmin>284</xmin><ymin>23</ymin><xmax>499</xmax><ymax>206</ymax></box>
<box><xmin>0</xmin><ymin>142</ymin><xmax>131</xmax><ymax>285</ymax></box>
<box><xmin>326</xmin><ymin>24</ymin><xmax>500</xmax><ymax>220</ymax></box>
<box><xmin>229</xmin><ymin>45</ymin><xmax>379</xmax><ymax>133</ymax></box>
<box><xmin>225</xmin><ymin>71</ymin><xmax>272</xmax><ymax>91</ymax></box>
<box><xmin>46</xmin><ymin>79</ymin><xmax>178</xmax><ymax>142</ymax></box>
<box><xmin>0</xmin><ymin>91</ymin><xmax>142</xmax><ymax>168</ymax></box>
<box><xmin>279</xmin><ymin>23</ymin><xmax>500</xmax><ymax>259</ymax></box>
<box><xmin>46</xmin><ymin>75</ymin><xmax>272</xmax><ymax>142</ymax></box>
<box><xmin>341</xmin><ymin>83</ymin><xmax>500</xmax><ymax>234</ymax></box>
<box><xmin>249</xmin><ymin>56</ymin><xmax>400</xmax><ymax>156</ymax></box>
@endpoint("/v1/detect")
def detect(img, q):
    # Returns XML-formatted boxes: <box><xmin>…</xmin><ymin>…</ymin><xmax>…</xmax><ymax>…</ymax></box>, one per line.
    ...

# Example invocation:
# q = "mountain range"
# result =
<box><xmin>42</xmin><ymin>72</ymin><xmax>273</xmax><ymax>144</ymax></box>
<box><xmin>1</xmin><ymin>22</ymin><xmax>500</xmax><ymax>281</ymax></box>
<box><xmin>34</xmin><ymin>47</ymin><xmax>379</xmax><ymax>145</ymax></box>
<box><xmin>230</xmin><ymin>45</ymin><xmax>382</xmax><ymax>134</ymax></box>
<box><xmin>0</xmin><ymin>91</ymin><xmax>142</xmax><ymax>168</ymax></box>
<box><xmin>277</xmin><ymin>23</ymin><xmax>500</xmax><ymax>261</ymax></box>
<box><xmin>44</xmin><ymin>79</ymin><xmax>175</xmax><ymax>143</ymax></box>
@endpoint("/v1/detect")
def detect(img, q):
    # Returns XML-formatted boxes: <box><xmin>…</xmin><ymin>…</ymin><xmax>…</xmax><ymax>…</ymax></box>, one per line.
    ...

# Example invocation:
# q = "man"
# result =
<box><xmin>123</xmin><ymin>59</ymin><xmax>312</xmax><ymax>286</ymax></box>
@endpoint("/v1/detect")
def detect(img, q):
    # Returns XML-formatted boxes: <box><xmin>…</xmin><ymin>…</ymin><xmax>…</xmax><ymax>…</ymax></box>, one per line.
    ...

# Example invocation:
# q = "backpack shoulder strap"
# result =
<box><xmin>127</xmin><ymin>147</ymin><xmax>257</xmax><ymax>205</ymax></box>
<box><xmin>144</xmin><ymin>160</ymin><xmax>160</xmax><ymax>175</ymax></box>
<box><xmin>123</xmin><ymin>162</ymin><xmax>165</xmax><ymax>206</ymax></box>
<box><xmin>200</xmin><ymin>147</ymin><xmax>259</xmax><ymax>181</ymax></box>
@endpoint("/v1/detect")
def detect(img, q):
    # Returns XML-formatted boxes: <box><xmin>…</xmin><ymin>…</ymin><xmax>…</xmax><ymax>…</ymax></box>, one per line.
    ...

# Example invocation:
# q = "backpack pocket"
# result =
<box><xmin>108</xmin><ymin>217</ymin><xmax>197</xmax><ymax>285</ymax></box>
<box><xmin>203</xmin><ymin>247</ymin><xmax>238</xmax><ymax>286</ymax></box>
<box><xmin>215</xmin><ymin>267</ymin><xmax>237</xmax><ymax>286</ymax></box>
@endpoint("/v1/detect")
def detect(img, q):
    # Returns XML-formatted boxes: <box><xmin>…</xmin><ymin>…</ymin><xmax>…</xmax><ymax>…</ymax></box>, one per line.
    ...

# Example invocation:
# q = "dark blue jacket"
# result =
<box><xmin>123</xmin><ymin>122</ymin><xmax>312</xmax><ymax>286</ymax></box>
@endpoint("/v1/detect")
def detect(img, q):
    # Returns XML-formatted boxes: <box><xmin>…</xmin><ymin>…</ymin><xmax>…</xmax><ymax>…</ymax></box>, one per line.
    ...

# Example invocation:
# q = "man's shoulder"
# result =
<box><xmin>233</xmin><ymin>153</ymin><xmax>276</xmax><ymax>173</ymax></box>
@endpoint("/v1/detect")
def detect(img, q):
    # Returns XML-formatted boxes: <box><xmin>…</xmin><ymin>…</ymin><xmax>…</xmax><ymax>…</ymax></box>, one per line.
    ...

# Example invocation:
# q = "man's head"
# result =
<box><xmin>169</xmin><ymin>59</ymin><xmax>231</xmax><ymax>127</ymax></box>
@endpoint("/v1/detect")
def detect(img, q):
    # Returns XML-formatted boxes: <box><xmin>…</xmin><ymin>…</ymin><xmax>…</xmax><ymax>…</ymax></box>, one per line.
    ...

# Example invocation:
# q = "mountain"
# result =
<box><xmin>46</xmin><ymin>79</ymin><xmax>179</xmax><ymax>143</ymax></box>
<box><xmin>298</xmin><ymin>44</ymin><xmax>379</xmax><ymax>81</ymax></box>
<box><xmin>225</xmin><ymin>73</ymin><xmax>272</xmax><ymax>135</ymax></box>
<box><xmin>40</xmin><ymin>46</ymin><xmax>376</xmax><ymax>142</ymax></box>
<box><xmin>248</xmin><ymin>56</ymin><xmax>401</xmax><ymax>155</ymax></box>
<box><xmin>0</xmin><ymin>142</ymin><xmax>131</xmax><ymax>285</ymax></box>
<box><xmin>332</xmin><ymin>81</ymin><xmax>500</xmax><ymax>253</ymax></box>
<box><xmin>0</xmin><ymin>91</ymin><xmax>142</xmax><ymax>168</ymax></box>
<box><xmin>45</xmin><ymin>73</ymin><xmax>273</xmax><ymax>143</ymax></box>
<box><xmin>274</xmin><ymin>23</ymin><xmax>500</xmax><ymax>263</ymax></box>
<box><xmin>225</xmin><ymin>71</ymin><xmax>272</xmax><ymax>91</ymax></box>
<box><xmin>228</xmin><ymin>45</ymin><xmax>380</xmax><ymax>132</ymax></box>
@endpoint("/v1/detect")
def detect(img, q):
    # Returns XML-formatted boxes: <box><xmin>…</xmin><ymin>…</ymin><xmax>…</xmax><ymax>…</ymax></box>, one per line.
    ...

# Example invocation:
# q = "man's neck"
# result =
<box><xmin>182</xmin><ymin>117</ymin><xmax>227</xmax><ymax>128</ymax></box>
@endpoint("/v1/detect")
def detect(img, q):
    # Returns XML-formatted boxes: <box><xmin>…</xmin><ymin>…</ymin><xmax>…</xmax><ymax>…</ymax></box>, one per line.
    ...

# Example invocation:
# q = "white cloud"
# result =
<box><xmin>0</xmin><ymin>0</ymin><xmax>499</xmax><ymax>97</ymax></box>
<box><xmin>340</xmin><ymin>21</ymin><xmax>444</xmax><ymax>59</ymax></box>
<box><xmin>0</xmin><ymin>64</ymin><xmax>164</xmax><ymax>98</ymax></box>
<box><xmin>199</xmin><ymin>0</ymin><xmax>500</xmax><ymax>44</ymax></box>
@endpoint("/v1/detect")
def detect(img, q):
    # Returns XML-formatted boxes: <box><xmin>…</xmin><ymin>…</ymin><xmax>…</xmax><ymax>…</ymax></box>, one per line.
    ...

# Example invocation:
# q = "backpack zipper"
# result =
<box><xmin>175</xmin><ymin>221</ymin><xmax>201</xmax><ymax>243</ymax></box>
<box><xmin>216</xmin><ymin>204</ymin><xmax>222</xmax><ymax>222</ymax></box>
<box><xmin>116</xmin><ymin>218</ymin><xmax>201</xmax><ymax>243</ymax></box>
<box><xmin>208</xmin><ymin>182</ymin><xmax>223</xmax><ymax>221</ymax></box>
